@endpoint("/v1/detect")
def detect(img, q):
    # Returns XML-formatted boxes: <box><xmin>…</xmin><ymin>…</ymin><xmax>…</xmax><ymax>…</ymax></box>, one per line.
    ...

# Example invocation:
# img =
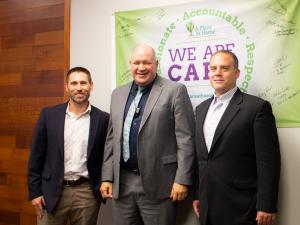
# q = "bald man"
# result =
<box><xmin>100</xmin><ymin>44</ymin><xmax>195</xmax><ymax>225</ymax></box>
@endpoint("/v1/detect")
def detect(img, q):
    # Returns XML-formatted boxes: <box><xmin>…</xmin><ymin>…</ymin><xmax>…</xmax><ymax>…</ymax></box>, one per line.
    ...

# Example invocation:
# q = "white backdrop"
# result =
<box><xmin>70</xmin><ymin>0</ymin><xmax>300</xmax><ymax>224</ymax></box>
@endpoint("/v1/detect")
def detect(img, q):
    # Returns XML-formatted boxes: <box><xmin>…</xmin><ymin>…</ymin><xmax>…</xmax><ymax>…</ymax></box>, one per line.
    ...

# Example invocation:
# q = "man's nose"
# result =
<box><xmin>215</xmin><ymin>68</ymin><xmax>222</xmax><ymax>74</ymax></box>
<box><xmin>138</xmin><ymin>63</ymin><xmax>145</xmax><ymax>70</ymax></box>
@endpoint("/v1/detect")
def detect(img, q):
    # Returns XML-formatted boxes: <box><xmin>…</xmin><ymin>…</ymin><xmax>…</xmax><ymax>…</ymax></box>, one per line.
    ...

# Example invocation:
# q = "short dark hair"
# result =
<box><xmin>211</xmin><ymin>50</ymin><xmax>239</xmax><ymax>69</ymax></box>
<box><xmin>66</xmin><ymin>67</ymin><xmax>92</xmax><ymax>83</ymax></box>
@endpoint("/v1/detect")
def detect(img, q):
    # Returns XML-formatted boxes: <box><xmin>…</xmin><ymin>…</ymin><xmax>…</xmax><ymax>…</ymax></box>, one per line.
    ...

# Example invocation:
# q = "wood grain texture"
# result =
<box><xmin>0</xmin><ymin>17</ymin><xmax>64</xmax><ymax>36</ymax></box>
<box><xmin>0</xmin><ymin>73</ymin><xmax>22</xmax><ymax>86</ymax></box>
<box><xmin>1</xmin><ymin>35</ymin><xmax>35</xmax><ymax>48</ymax></box>
<box><xmin>20</xmin><ymin>213</ymin><xmax>36</xmax><ymax>225</ymax></box>
<box><xmin>0</xmin><ymin>137</ymin><xmax>16</xmax><ymax>148</ymax></box>
<box><xmin>0</xmin><ymin>0</ymin><xmax>64</xmax><ymax>14</ymax></box>
<box><xmin>35</xmin><ymin>31</ymin><xmax>64</xmax><ymax>45</ymax></box>
<box><xmin>0</xmin><ymin>0</ymin><xmax>70</xmax><ymax>224</ymax></box>
<box><xmin>0</xmin><ymin>210</ymin><xmax>19</xmax><ymax>225</ymax></box>
<box><xmin>0</xmin><ymin>4</ymin><xmax>64</xmax><ymax>25</ymax></box>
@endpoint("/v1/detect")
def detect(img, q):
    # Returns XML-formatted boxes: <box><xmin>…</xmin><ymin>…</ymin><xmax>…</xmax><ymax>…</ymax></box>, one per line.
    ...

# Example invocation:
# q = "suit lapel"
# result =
<box><xmin>87</xmin><ymin>107</ymin><xmax>98</xmax><ymax>159</ymax></box>
<box><xmin>116</xmin><ymin>83</ymin><xmax>132</xmax><ymax>137</ymax></box>
<box><xmin>139</xmin><ymin>76</ymin><xmax>163</xmax><ymax>132</ymax></box>
<box><xmin>210</xmin><ymin>90</ymin><xmax>243</xmax><ymax>152</ymax></box>
<box><xmin>197</xmin><ymin>97</ymin><xmax>214</xmax><ymax>155</ymax></box>
<box><xmin>56</xmin><ymin>103</ymin><xmax>68</xmax><ymax>159</ymax></box>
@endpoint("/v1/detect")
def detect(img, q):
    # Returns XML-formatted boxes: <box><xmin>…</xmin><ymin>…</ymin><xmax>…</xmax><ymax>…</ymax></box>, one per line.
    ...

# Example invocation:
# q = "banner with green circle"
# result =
<box><xmin>114</xmin><ymin>0</ymin><xmax>300</xmax><ymax>127</ymax></box>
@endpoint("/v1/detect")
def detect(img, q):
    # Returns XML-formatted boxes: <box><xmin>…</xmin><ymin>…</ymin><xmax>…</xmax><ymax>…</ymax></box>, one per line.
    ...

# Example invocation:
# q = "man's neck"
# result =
<box><xmin>68</xmin><ymin>101</ymin><xmax>89</xmax><ymax>116</ymax></box>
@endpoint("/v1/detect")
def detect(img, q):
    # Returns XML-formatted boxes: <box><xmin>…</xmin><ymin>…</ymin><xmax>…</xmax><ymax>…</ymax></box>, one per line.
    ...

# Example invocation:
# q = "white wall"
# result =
<box><xmin>70</xmin><ymin>1</ymin><xmax>300</xmax><ymax>224</ymax></box>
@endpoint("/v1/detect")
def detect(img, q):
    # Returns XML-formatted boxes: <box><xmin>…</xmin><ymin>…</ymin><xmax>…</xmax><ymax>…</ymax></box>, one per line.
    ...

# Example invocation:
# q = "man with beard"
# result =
<box><xmin>28</xmin><ymin>67</ymin><xmax>109</xmax><ymax>225</ymax></box>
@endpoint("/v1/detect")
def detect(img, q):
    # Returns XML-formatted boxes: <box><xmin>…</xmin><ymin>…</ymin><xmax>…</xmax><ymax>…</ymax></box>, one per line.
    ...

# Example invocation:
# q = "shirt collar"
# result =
<box><xmin>66</xmin><ymin>102</ymin><xmax>91</xmax><ymax>117</ymax></box>
<box><xmin>213</xmin><ymin>86</ymin><xmax>238</xmax><ymax>103</ymax></box>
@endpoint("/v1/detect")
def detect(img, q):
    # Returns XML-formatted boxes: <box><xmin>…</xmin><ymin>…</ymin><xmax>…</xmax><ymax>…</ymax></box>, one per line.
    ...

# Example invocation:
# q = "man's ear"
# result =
<box><xmin>236</xmin><ymin>68</ymin><xmax>240</xmax><ymax>78</ymax></box>
<box><xmin>90</xmin><ymin>81</ymin><xmax>94</xmax><ymax>91</ymax></box>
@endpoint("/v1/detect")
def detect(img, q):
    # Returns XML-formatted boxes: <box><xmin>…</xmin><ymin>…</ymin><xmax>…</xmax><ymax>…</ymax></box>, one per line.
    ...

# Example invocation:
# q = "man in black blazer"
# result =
<box><xmin>193</xmin><ymin>51</ymin><xmax>281</xmax><ymax>225</ymax></box>
<box><xmin>28</xmin><ymin>67</ymin><xmax>109</xmax><ymax>225</ymax></box>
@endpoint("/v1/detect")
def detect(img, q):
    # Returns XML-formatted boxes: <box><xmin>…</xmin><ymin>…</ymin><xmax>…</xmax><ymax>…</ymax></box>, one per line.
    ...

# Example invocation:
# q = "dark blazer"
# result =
<box><xmin>194</xmin><ymin>89</ymin><xmax>280</xmax><ymax>225</ymax></box>
<box><xmin>28</xmin><ymin>102</ymin><xmax>109</xmax><ymax>213</ymax></box>
<box><xmin>102</xmin><ymin>76</ymin><xmax>195</xmax><ymax>200</ymax></box>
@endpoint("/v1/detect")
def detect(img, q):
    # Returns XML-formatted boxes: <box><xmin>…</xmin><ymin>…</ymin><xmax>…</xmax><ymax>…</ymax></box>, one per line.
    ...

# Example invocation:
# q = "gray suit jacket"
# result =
<box><xmin>102</xmin><ymin>76</ymin><xmax>195</xmax><ymax>200</ymax></box>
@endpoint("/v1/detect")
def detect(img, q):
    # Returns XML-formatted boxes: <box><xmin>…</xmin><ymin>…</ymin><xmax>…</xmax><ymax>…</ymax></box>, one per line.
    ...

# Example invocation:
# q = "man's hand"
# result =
<box><xmin>192</xmin><ymin>200</ymin><xmax>200</xmax><ymax>218</ymax></box>
<box><xmin>256</xmin><ymin>211</ymin><xmax>276</xmax><ymax>225</ymax></box>
<box><xmin>31</xmin><ymin>196</ymin><xmax>45</xmax><ymax>219</ymax></box>
<box><xmin>169</xmin><ymin>183</ymin><xmax>188</xmax><ymax>201</ymax></box>
<box><xmin>100</xmin><ymin>181</ymin><xmax>113</xmax><ymax>199</ymax></box>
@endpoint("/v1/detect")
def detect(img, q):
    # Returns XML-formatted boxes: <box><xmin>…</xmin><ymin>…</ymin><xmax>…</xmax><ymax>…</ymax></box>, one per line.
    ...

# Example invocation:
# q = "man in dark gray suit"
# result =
<box><xmin>100</xmin><ymin>44</ymin><xmax>195</xmax><ymax>225</ymax></box>
<box><xmin>193</xmin><ymin>50</ymin><xmax>280</xmax><ymax>225</ymax></box>
<box><xmin>28</xmin><ymin>67</ymin><xmax>109</xmax><ymax>225</ymax></box>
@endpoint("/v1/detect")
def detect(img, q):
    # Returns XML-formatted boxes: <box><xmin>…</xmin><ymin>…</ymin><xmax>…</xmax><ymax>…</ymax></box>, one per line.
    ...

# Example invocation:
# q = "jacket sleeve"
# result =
<box><xmin>28</xmin><ymin>108</ymin><xmax>47</xmax><ymax>200</ymax></box>
<box><xmin>101</xmin><ymin>116</ymin><xmax>114</xmax><ymax>182</ymax></box>
<box><xmin>254</xmin><ymin>100</ymin><xmax>281</xmax><ymax>212</ymax></box>
<box><xmin>173</xmin><ymin>84</ymin><xmax>195</xmax><ymax>185</ymax></box>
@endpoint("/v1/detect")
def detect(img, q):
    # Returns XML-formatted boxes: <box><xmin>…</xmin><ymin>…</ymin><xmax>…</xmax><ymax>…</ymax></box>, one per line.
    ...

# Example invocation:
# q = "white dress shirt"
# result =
<box><xmin>204</xmin><ymin>87</ymin><xmax>237</xmax><ymax>152</ymax></box>
<box><xmin>64</xmin><ymin>104</ymin><xmax>91</xmax><ymax>180</ymax></box>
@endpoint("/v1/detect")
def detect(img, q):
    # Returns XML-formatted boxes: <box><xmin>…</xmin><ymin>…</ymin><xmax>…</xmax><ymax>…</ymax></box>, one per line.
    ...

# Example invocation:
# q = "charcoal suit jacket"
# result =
<box><xmin>194</xmin><ymin>89</ymin><xmax>280</xmax><ymax>225</ymax></box>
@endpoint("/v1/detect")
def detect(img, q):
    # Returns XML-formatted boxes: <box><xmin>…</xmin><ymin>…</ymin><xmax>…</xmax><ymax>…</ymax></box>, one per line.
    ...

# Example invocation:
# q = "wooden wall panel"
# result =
<box><xmin>0</xmin><ymin>0</ymin><xmax>64</xmax><ymax>13</ymax></box>
<box><xmin>0</xmin><ymin>137</ymin><xmax>16</xmax><ymax>148</ymax></box>
<box><xmin>20</xmin><ymin>213</ymin><xmax>36</xmax><ymax>225</ymax></box>
<box><xmin>35</xmin><ymin>31</ymin><xmax>64</xmax><ymax>45</ymax></box>
<box><xmin>0</xmin><ymin>44</ymin><xmax>64</xmax><ymax>61</ymax></box>
<box><xmin>0</xmin><ymin>84</ymin><xmax>64</xmax><ymax>98</ymax></box>
<box><xmin>0</xmin><ymin>0</ymin><xmax>70</xmax><ymax>224</ymax></box>
<box><xmin>0</xmin><ymin>210</ymin><xmax>19</xmax><ymax>225</ymax></box>
<box><xmin>0</xmin><ymin>17</ymin><xmax>65</xmax><ymax>37</ymax></box>
<box><xmin>0</xmin><ymin>73</ymin><xmax>22</xmax><ymax>86</ymax></box>
<box><xmin>0</xmin><ymin>4</ymin><xmax>64</xmax><ymax>25</ymax></box>
<box><xmin>1</xmin><ymin>35</ymin><xmax>35</xmax><ymax>48</ymax></box>
<box><xmin>0</xmin><ymin>185</ymin><xmax>27</xmax><ymax>200</ymax></box>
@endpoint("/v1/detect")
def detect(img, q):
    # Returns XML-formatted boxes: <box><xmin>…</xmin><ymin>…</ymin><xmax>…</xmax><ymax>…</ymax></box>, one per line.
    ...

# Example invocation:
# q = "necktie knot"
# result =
<box><xmin>137</xmin><ymin>86</ymin><xmax>144</xmax><ymax>93</ymax></box>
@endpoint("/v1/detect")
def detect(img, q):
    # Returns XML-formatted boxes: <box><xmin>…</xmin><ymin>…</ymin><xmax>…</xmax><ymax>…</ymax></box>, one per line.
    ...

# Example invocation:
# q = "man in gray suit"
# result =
<box><xmin>100</xmin><ymin>44</ymin><xmax>195</xmax><ymax>225</ymax></box>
